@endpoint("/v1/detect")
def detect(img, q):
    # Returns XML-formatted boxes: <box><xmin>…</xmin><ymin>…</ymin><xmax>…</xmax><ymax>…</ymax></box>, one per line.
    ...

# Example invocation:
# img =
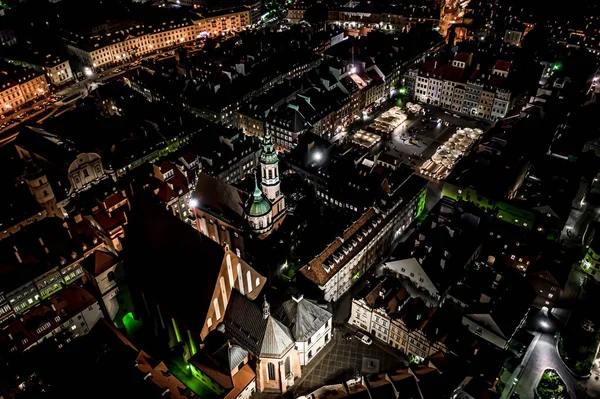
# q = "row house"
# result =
<box><xmin>66</xmin><ymin>9</ymin><xmax>251</xmax><ymax>70</ymax></box>
<box><xmin>0</xmin><ymin>218</ymin><xmax>105</xmax><ymax>323</ymax></box>
<box><xmin>348</xmin><ymin>277</ymin><xmax>452</xmax><ymax>361</ymax></box>
<box><xmin>0</xmin><ymin>68</ymin><xmax>48</xmax><ymax>116</ymax></box>
<box><xmin>0</xmin><ymin>286</ymin><xmax>103</xmax><ymax>353</ymax></box>
<box><xmin>410</xmin><ymin>70</ymin><xmax>514</xmax><ymax>121</ymax></box>
<box><xmin>195</xmin><ymin>9</ymin><xmax>251</xmax><ymax>37</ymax></box>
<box><xmin>299</xmin><ymin>175</ymin><xmax>427</xmax><ymax>302</ymax></box>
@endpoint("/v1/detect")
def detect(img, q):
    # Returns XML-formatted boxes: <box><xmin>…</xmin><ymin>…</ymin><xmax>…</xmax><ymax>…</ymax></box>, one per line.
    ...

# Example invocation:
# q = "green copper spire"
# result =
<box><xmin>247</xmin><ymin>172</ymin><xmax>271</xmax><ymax>217</ymax></box>
<box><xmin>253</xmin><ymin>172</ymin><xmax>263</xmax><ymax>200</ymax></box>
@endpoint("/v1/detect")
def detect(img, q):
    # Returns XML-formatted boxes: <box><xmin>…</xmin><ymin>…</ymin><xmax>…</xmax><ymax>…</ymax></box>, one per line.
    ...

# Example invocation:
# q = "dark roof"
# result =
<box><xmin>194</xmin><ymin>172</ymin><xmax>246</xmax><ymax>225</ymax></box>
<box><xmin>223</xmin><ymin>290</ymin><xmax>294</xmax><ymax>357</ymax></box>
<box><xmin>275</xmin><ymin>296</ymin><xmax>332</xmax><ymax>342</ymax></box>
<box><xmin>124</xmin><ymin>201</ymin><xmax>226</xmax><ymax>332</ymax></box>
<box><xmin>81</xmin><ymin>249</ymin><xmax>118</xmax><ymax>276</ymax></box>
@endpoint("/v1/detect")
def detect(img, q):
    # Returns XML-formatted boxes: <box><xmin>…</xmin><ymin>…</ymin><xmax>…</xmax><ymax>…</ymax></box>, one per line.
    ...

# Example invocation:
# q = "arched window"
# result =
<box><xmin>268</xmin><ymin>362</ymin><xmax>276</xmax><ymax>380</ymax></box>
<box><xmin>213</xmin><ymin>298</ymin><xmax>221</xmax><ymax>320</ymax></box>
<box><xmin>220</xmin><ymin>277</ymin><xmax>227</xmax><ymax>308</ymax></box>
<box><xmin>247</xmin><ymin>270</ymin><xmax>253</xmax><ymax>293</ymax></box>
<box><xmin>237</xmin><ymin>263</ymin><xmax>244</xmax><ymax>295</ymax></box>
<box><xmin>226</xmin><ymin>255</ymin><xmax>234</xmax><ymax>289</ymax></box>
<box><xmin>285</xmin><ymin>357</ymin><xmax>291</xmax><ymax>376</ymax></box>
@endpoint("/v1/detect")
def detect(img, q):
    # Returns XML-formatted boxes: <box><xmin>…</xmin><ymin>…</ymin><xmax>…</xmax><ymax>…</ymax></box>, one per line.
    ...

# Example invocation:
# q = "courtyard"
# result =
<box><xmin>292</xmin><ymin>325</ymin><xmax>407</xmax><ymax>396</ymax></box>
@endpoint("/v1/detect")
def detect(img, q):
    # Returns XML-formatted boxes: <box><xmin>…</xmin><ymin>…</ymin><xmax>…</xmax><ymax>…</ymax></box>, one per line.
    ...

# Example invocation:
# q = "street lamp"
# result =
<box><xmin>313</xmin><ymin>151</ymin><xmax>323</xmax><ymax>162</ymax></box>
<box><xmin>189</xmin><ymin>198</ymin><xmax>199</xmax><ymax>208</ymax></box>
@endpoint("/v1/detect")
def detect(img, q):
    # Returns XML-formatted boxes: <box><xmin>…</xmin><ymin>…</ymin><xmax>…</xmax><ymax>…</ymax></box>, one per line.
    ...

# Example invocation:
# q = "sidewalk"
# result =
<box><xmin>502</xmin><ymin>333</ymin><xmax>541</xmax><ymax>399</ymax></box>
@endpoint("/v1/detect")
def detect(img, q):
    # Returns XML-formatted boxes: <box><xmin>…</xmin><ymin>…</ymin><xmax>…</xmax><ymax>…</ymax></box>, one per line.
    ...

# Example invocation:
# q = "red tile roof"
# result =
<box><xmin>493</xmin><ymin>60</ymin><xmax>512</xmax><ymax>72</ymax></box>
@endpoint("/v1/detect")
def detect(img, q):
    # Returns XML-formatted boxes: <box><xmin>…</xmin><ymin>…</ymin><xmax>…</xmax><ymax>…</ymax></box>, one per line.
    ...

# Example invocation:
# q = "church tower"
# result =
<box><xmin>24</xmin><ymin>159</ymin><xmax>62</xmax><ymax>218</ymax></box>
<box><xmin>259</xmin><ymin>132</ymin><xmax>285</xmax><ymax>228</ymax></box>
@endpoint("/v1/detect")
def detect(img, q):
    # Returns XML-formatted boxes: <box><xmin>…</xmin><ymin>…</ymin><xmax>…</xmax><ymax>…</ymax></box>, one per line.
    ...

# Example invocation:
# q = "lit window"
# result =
<box><xmin>510</xmin><ymin>255</ymin><xmax>516</xmax><ymax>260</ymax></box>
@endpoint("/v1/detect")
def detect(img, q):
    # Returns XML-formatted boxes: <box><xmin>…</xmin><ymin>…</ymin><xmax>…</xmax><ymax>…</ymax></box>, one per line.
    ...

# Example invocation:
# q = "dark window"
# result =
<box><xmin>83</xmin><ymin>169</ymin><xmax>90</xmax><ymax>178</ymax></box>
<box><xmin>267</xmin><ymin>363</ymin><xmax>276</xmax><ymax>380</ymax></box>
<box><xmin>285</xmin><ymin>357</ymin><xmax>291</xmax><ymax>376</ymax></box>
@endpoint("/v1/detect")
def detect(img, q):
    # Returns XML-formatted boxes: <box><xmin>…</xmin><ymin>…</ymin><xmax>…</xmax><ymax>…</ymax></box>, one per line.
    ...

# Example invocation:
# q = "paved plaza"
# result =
<box><xmin>293</xmin><ymin>326</ymin><xmax>407</xmax><ymax>396</ymax></box>
<box><xmin>365</xmin><ymin>106</ymin><xmax>492</xmax><ymax>170</ymax></box>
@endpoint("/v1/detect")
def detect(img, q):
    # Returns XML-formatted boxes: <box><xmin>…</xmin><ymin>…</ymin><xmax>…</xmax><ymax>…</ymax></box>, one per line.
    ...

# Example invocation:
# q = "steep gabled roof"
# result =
<box><xmin>82</xmin><ymin>249</ymin><xmax>118</xmax><ymax>276</ymax></box>
<box><xmin>124</xmin><ymin>201</ymin><xmax>226</xmax><ymax>332</ymax></box>
<box><xmin>275</xmin><ymin>296</ymin><xmax>332</xmax><ymax>342</ymax></box>
<box><xmin>224</xmin><ymin>291</ymin><xmax>294</xmax><ymax>357</ymax></box>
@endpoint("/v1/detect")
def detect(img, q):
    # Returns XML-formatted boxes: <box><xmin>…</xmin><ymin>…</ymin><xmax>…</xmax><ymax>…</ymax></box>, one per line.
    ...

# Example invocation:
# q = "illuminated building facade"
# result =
<box><xmin>300</xmin><ymin>176</ymin><xmax>427</xmax><ymax>302</ymax></box>
<box><xmin>66</xmin><ymin>9</ymin><xmax>251</xmax><ymax>70</ymax></box>
<box><xmin>0</xmin><ymin>69</ymin><xmax>47</xmax><ymax>116</ymax></box>
<box><xmin>246</xmin><ymin>133</ymin><xmax>286</xmax><ymax>237</ymax></box>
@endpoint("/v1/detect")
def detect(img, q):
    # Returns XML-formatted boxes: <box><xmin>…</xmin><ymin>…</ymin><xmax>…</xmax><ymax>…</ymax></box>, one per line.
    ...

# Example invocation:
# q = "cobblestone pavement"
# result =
<box><xmin>293</xmin><ymin>327</ymin><xmax>407</xmax><ymax>396</ymax></box>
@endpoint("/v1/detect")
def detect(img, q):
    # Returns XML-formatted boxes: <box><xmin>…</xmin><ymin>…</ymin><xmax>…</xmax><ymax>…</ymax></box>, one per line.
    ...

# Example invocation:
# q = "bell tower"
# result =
<box><xmin>259</xmin><ymin>133</ymin><xmax>286</xmax><ymax>226</ymax></box>
<box><xmin>24</xmin><ymin>159</ymin><xmax>61</xmax><ymax>218</ymax></box>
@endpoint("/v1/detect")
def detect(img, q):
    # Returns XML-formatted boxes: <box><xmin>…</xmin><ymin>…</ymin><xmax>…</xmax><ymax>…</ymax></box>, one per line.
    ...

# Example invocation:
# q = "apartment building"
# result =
<box><xmin>0</xmin><ymin>67</ymin><xmax>48</xmax><ymax>116</ymax></box>
<box><xmin>408</xmin><ymin>54</ymin><xmax>515</xmax><ymax>121</ymax></box>
<box><xmin>66</xmin><ymin>9</ymin><xmax>251</xmax><ymax>70</ymax></box>
<box><xmin>299</xmin><ymin>175</ymin><xmax>427</xmax><ymax>302</ymax></box>
<box><xmin>196</xmin><ymin>9</ymin><xmax>251</xmax><ymax>36</ymax></box>
<box><xmin>348</xmin><ymin>276</ymin><xmax>452</xmax><ymax>361</ymax></box>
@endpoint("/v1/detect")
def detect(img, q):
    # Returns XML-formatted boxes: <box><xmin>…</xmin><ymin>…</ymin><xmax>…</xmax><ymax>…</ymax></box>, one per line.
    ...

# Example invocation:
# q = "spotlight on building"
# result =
<box><xmin>84</xmin><ymin>67</ymin><xmax>93</xmax><ymax>77</ymax></box>
<box><xmin>189</xmin><ymin>198</ymin><xmax>199</xmax><ymax>208</ymax></box>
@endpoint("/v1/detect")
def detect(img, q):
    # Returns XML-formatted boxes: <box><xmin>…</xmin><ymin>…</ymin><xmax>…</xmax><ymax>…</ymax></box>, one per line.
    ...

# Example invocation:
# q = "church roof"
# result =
<box><xmin>194</xmin><ymin>172</ymin><xmax>246</xmax><ymax>224</ymax></box>
<box><xmin>275</xmin><ymin>296</ymin><xmax>332</xmax><ymax>342</ymax></box>
<box><xmin>189</xmin><ymin>330</ymin><xmax>248</xmax><ymax>390</ymax></box>
<box><xmin>124</xmin><ymin>201</ymin><xmax>226</xmax><ymax>333</ymax></box>
<box><xmin>224</xmin><ymin>290</ymin><xmax>294</xmax><ymax>357</ymax></box>
<box><xmin>82</xmin><ymin>249</ymin><xmax>118</xmax><ymax>276</ymax></box>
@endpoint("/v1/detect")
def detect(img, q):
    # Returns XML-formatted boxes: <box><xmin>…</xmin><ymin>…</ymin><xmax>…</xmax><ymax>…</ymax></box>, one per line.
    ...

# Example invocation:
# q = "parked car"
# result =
<box><xmin>355</xmin><ymin>331</ymin><xmax>372</xmax><ymax>345</ymax></box>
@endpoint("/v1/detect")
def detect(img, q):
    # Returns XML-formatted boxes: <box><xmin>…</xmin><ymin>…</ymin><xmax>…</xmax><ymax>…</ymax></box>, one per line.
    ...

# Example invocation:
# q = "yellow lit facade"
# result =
<box><xmin>68</xmin><ymin>10</ymin><xmax>252</xmax><ymax>70</ymax></box>
<box><xmin>0</xmin><ymin>73</ymin><xmax>48</xmax><ymax>116</ymax></box>
<box><xmin>196</xmin><ymin>10</ymin><xmax>251</xmax><ymax>36</ymax></box>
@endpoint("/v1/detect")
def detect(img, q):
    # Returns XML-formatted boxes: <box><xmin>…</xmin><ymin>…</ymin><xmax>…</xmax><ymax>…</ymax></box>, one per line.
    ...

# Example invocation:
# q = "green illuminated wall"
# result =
<box><xmin>442</xmin><ymin>183</ymin><xmax>534</xmax><ymax>230</ymax></box>
<box><xmin>582</xmin><ymin>246</ymin><xmax>600</xmax><ymax>281</ymax></box>
<box><xmin>416</xmin><ymin>188</ymin><xmax>426</xmax><ymax>218</ymax></box>
<box><xmin>172</xmin><ymin>318</ymin><xmax>182</xmax><ymax>343</ymax></box>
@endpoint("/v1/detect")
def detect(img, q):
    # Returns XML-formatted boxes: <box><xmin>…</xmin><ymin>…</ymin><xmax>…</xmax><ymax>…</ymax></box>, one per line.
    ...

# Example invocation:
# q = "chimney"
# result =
<box><xmin>13</xmin><ymin>246</ymin><xmax>22</xmax><ymax>264</ymax></box>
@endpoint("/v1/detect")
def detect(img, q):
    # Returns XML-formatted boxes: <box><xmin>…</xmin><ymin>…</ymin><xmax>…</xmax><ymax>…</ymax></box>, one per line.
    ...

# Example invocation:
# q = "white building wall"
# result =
<box><xmin>102</xmin><ymin>287</ymin><xmax>120</xmax><ymax>320</ymax></box>
<box><xmin>298</xmin><ymin>316</ymin><xmax>332</xmax><ymax>365</ymax></box>
<box><xmin>348</xmin><ymin>299</ymin><xmax>372</xmax><ymax>332</ymax></box>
